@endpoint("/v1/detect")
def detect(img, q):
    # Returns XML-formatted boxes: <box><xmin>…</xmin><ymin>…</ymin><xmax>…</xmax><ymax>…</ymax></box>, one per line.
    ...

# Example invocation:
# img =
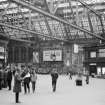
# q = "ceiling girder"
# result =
<box><xmin>0</xmin><ymin>22</ymin><xmax>67</xmax><ymax>41</ymax></box>
<box><xmin>76</xmin><ymin>0</ymin><xmax>101</xmax><ymax>17</ymax></box>
<box><xmin>76</xmin><ymin>0</ymin><xmax>105</xmax><ymax>34</ymax></box>
<box><xmin>10</xmin><ymin>0</ymin><xmax>105</xmax><ymax>41</ymax></box>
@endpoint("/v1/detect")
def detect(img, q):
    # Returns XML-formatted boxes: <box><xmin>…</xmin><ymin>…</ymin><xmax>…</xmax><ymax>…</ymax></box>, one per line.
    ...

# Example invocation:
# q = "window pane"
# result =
<box><xmin>98</xmin><ymin>49</ymin><xmax>105</xmax><ymax>57</ymax></box>
<box><xmin>102</xmin><ymin>67</ymin><xmax>105</xmax><ymax>74</ymax></box>
<box><xmin>97</xmin><ymin>67</ymin><xmax>101</xmax><ymax>75</ymax></box>
<box><xmin>90</xmin><ymin>52</ymin><xmax>96</xmax><ymax>58</ymax></box>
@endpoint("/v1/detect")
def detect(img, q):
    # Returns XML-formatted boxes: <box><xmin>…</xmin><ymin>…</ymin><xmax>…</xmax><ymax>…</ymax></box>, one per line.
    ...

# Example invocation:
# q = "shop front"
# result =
<box><xmin>0</xmin><ymin>36</ymin><xmax>8</xmax><ymax>67</ymax></box>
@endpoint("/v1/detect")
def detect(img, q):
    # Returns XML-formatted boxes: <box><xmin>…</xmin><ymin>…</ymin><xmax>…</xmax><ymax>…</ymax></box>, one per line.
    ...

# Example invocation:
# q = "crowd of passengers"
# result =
<box><xmin>0</xmin><ymin>64</ymin><xmax>59</xmax><ymax>103</ymax></box>
<box><xmin>0</xmin><ymin>65</ymin><xmax>37</xmax><ymax>93</ymax></box>
<box><xmin>0</xmin><ymin>64</ymin><xmax>89</xmax><ymax>103</ymax></box>
<box><xmin>0</xmin><ymin>66</ymin><xmax>12</xmax><ymax>90</ymax></box>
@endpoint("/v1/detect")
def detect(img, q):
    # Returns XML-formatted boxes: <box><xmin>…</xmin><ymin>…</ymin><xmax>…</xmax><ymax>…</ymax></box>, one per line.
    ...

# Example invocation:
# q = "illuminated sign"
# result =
<box><xmin>0</xmin><ymin>47</ymin><xmax>4</xmax><ymax>52</ymax></box>
<box><xmin>43</xmin><ymin>50</ymin><xmax>62</xmax><ymax>61</ymax></box>
<box><xmin>33</xmin><ymin>52</ymin><xmax>39</xmax><ymax>63</ymax></box>
<box><xmin>74</xmin><ymin>44</ymin><xmax>78</xmax><ymax>53</ymax></box>
<box><xmin>0</xmin><ymin>55</ymin><xmax>4</xmax><ymax>59</ymax></box>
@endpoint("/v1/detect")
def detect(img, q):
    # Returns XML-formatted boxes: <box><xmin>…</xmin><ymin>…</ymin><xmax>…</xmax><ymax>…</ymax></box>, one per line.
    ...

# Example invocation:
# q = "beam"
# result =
<box><xmin>43</xmin><ymin>16</ymin><xmax>53</xmax><ymax>37</ymax></box>
<box><xmin>10</xmin><ymin>37</ymin><xmax>35</xmax><ymax>43</ymax></box>
<box><xmin>0</xmin><ymin>32</ymin><xmax>9</xmax><ymax>38</ymax></box>
<box><xmin>0</xmin><ymin>22</ymin><xmax>67</xmax><ymax>41</ymax></box>
<box><xmin>0</xmin><ymin>29</ymin><xmax>34</xmax><ymax>43</ymax></box>
<box><xmin>43</xmin><ymin>0</ymin><xmax>50</xmax><ymax>12</ymax></box>
<box><xmin>77</xmin><ymin>0</ymin><xmax>101</xmax><ymax>17</ymax></box>
<box><xmin>68</xmin><ymin>38</ymin><xmax>100</xmax><ymax>45</ymax></box>
<box><xmin>11</xmin><ymin>0</ymin><xmax>105</xmax><ymax>41</ymax></box>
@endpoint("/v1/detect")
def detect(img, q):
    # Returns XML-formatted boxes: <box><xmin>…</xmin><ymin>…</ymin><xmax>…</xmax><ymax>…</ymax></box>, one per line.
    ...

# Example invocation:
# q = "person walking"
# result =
<box><xmin>69</xmin><ymin>71</ymin><xmax>72</xmax><ymax>79</ymax></box>
<box><xmin>51</xmin><ymin>68</ymin><xmax>58</xmax><ymax>92</ymax></box>
<box><xmin>13</xmin><ymin>69</ymin><xmax>22</xmax><ymax>103</ymax></box>
<box><xmin>31</xmin><ymin>70</ymin><xmax>37</xmax><ymax>93</ymax></box>
<box><xmin>23</xmin><ymin>70</ymin><xmax>31</xmax><ymax>94</ymax></box>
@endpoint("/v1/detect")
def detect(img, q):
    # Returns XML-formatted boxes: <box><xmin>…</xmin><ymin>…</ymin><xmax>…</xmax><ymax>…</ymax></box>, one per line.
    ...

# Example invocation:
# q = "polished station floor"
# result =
<box><xmin>0</xmin><ymin>75</ymin><xmax>105</xmax><ymax>105</ymax></box>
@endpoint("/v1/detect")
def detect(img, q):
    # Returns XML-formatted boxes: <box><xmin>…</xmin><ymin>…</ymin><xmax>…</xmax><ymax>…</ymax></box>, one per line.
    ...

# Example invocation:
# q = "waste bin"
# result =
<box><xmin>76</xmin><ymin>79</ymin><xmax>82</xmax><ymax>86</ymax></box>
<box><xmin>76</xmin><ymin>74</ymin><xmax>82</xmax><ymax>86</ymax></box>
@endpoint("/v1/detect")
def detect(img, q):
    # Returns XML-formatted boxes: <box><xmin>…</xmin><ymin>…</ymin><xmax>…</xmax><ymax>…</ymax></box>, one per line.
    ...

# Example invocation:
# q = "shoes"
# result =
<box><xmin>16</xmin><ymin>101</ymin><xmax>21</xmax><ymax>103</ymax></box>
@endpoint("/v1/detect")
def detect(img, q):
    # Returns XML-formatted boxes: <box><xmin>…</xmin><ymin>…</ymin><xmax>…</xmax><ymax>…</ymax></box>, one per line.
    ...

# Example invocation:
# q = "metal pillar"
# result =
<box><xmin>87</xmin><ymin>12</ymin><xmax>94</xmax><ymax>33</ymax></box>
<box><xmin>12</xmin><ymin>47</ymin><xmax>15</xmax><ymax>63</ymax></box>
<box><xmin>99</xmin><ymin>16</ymin><xmax>105</xmax><ymax>35</ymax></box>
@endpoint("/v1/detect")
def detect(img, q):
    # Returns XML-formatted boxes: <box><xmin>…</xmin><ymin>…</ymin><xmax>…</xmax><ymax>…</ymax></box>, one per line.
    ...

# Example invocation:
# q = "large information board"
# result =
<box><xmin>43</xmin><ymin>50</ymin><xmax>62</xmax><ymax>61</ymax></box>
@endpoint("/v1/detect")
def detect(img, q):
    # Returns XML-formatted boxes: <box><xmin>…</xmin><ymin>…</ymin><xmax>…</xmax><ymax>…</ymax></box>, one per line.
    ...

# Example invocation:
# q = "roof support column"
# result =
<box><xmin>87</xmin><ymin>12</ymin><xmax>94</xmax><ymax>33</ymax></box>
<box><xmin>99</xmin><ymin>16</ymin><xmax>105</xmax><ymax>36</ymax></box>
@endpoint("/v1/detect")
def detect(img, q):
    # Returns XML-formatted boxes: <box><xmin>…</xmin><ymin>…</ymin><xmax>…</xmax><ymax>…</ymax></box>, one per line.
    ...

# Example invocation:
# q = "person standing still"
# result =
<box><xmin>13</xmin><ymin>69</ymin><xmax>22</xmax><ymax>103</ymax></box>
<box><xmin>7</xmin><ymin>67</ymin><xmax>12</xmax><ymax>90</ymax></box>
<box><xmin>0</xmin><ymin>67</ymin><xmax>3</xmax><ymax>90</ymax></box>
<box><xmin>51</xmin><ymin>68</ymin><xmax>58</xmax><ymax>92</ymax></box>
<box><xmin>86</xmin><ymin>71</ymin><xmax>89</xmax><ymax>84</ymax></box>
<box><xmin>31</xmin><ymin>70</ymin><xmax>37</xmax><ymax>93</ymax></box>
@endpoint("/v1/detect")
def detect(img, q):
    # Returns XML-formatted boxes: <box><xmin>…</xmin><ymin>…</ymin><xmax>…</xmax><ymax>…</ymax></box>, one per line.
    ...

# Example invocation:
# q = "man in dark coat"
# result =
<box><xmin>0</xmin><ymin>67</ymin><xmax>3</xmax><ymax>90</ymax></box>
<box><xmin>86</xmin><ymin>71</ymin><xmax>89</xmax><ymax>84</ymax></box>
<box><xmin>7</xmin><ymin>68</ymin><xmax>12</xmax><ymax>90</ymax></box>
<box><xmin>3</xmin><ymin>69</ymin><xmax>8</xmax><ymax>88</ymax></box>
<box><xmin>13</xmin><ymin>69</ymin><xmax>22</xmax><ymax>103</ymax></box>
<box><xmin>0</xmin><ymin>68</ymin><xmax>2</xmax><ymax>90</ymax></box>
<box><xmin>23</xmin><ymin>70</ymin><xmax>31</xmax><ymax>94</ymax></box>
<box><xmin>51</xmin><ymin>68</ymin><xmax>58</xmax><ymax>92</ymax></box>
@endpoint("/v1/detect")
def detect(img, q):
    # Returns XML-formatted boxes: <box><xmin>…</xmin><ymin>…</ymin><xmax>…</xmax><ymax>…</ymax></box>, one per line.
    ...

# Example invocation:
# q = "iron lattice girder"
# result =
<box><xmin>76</xmin><ymin>0</ymin><xmax>102</xmax><ymax>17</ymax></box>
<box><xmin>0</xmin><ymin>22</ymin><xmax>67</xmax><ymax>41</ymax></box>
<box><xmin>76</xmin><ymin>0</ymin><xmax>105</xmax><ymax>34</ymax></box>
<box><xmin>9</xmin><ymin>0</ymin><xmax>105</xmax><ymax>41</ymax></box>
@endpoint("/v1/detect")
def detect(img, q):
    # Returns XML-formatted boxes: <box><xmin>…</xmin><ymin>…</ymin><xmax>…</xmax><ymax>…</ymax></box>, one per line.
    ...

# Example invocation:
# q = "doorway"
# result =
<box><xmin>89</xmin><ymin>65</ymin><xmax>97</xmax><ymax>75</ymax></box>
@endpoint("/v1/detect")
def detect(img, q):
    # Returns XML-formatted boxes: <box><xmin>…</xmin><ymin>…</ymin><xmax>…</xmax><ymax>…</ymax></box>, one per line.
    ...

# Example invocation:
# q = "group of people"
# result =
<box><xmin>13</xmin><ymin>66</ymin><xmax>37</xmax><ymax>103</ymax></box>
<box><xmin>0</xmin><ymin>64</ymin><xmax>89</xmax><ymax>104</ymax></box>
<box><xmin>13</xmin><ymin>65</ymin><xmax>59</xmax><ymax>103</ymax></box>
<box><xmin>0</xmin><ymin>66</ymin><xmax>12</xmax><ymax>90</ymax></box>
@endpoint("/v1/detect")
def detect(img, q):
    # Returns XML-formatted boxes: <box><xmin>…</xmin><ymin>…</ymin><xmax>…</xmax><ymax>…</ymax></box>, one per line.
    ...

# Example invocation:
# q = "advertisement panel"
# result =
<box><xmin>43</xmin><ymin>50</ymin><xmax>62</xmax><ymax>61</ymax></box>
<box><xmin>33</xmin><ymin>52</ymin><xmax>39</xmax><ymax>63</ymax></box>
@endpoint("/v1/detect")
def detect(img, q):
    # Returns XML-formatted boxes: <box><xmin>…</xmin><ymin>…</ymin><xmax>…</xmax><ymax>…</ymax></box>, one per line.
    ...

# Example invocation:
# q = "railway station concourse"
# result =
<box><xmin>0</xmin><ymin>0</ymin><xmax>105</xmax><ymax>76</ymax></box>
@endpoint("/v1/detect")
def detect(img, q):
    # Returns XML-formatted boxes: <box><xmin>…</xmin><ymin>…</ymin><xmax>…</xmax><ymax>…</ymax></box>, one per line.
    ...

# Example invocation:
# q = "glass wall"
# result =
<box><xmin>97</xmin><ymin>67</ymin><xmax>105</xmax><ymax>75</ymax></box>
<box><xmin>98</xmin><ymin>49</ymin><xmax>105</xmax><ymax>57</ymax></box>
<box><xmin>90</xmin><ymin>51</ymin><xmax>96</xmax><ymax>58</ymax></box>
<box><xmin>102</xmin><ymin>67</ymin><xmax>105</xmax><ymax>75</ymax></box>
<box><xmin>90</xmin><ymin>49</ymin><xmax>105</xmax><ymax>58</ymax></box>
